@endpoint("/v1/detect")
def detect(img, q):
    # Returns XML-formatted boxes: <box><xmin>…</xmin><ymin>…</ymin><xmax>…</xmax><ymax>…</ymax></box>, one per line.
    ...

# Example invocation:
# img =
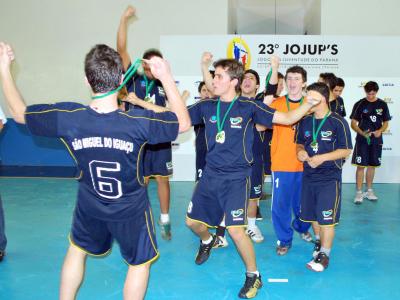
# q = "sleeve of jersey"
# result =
<box><xmin>382</xmin><ymin>102</ymin><xmax>392</xmax><ymax>122</ymax></box>
<box><xmin>188</xmin><ymin>101</ymin><xmax>203</xmax><ymax>126</ymax></box>
<box><xmin>294</xmin><ymin>120</ymin><xmax>305</xmax><ymax>145</ymax></box>
<box><xmin>252</xmin><ymin>101</ymin><xmax>275</xmax><ymax>129</ymax></box>
<box><xmin>147</xmin><ymin>111</ymin><xmax>179</xmax><ymax>144</ymax></box>
<box><xmin>336</xmin><ymin>119</ymin><xmax>353</xmax><ymax>150</ymax></box>
<box><xmin>25</xmin><ymin>103</ymin><xmax>61</xmax><ymax>137</ymax></box>
<box><xmin>349</xmin><ymin>102</ymin><xmax>361</xmax><ymax>121</ymax></box>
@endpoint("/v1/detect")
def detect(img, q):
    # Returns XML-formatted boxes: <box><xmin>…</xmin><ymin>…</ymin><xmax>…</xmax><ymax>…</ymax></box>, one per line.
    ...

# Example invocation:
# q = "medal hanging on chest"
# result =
<box><xmin>144</xmin><ymin>75</ymin><xmax>155</xmax><ymax>103</ymax></box>
<box><xmin>310</xmin><ymin>141</ymin><xmax>319</xmax><ymax>153</ymax></box>
<box><xmin>215</xmin><ymin>130</ymin><xmax>226</xmax><ymax>143</ymax></box>
<box><xmin>215</xmin><ymin>96</ymin><xmax>238</xmax><ymax>145</ymax></box>
<box><xmin>312</xmin><ymin>111</ymin><xmax>330</xmax><ymax>154</ymax></box>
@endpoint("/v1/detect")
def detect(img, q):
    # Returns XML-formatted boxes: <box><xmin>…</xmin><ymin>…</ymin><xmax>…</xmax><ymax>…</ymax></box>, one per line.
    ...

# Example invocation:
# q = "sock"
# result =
<box><xmin>247</xmin><ymin>217</ymin><xmax>256</xmax><ymax>228</ymax></box>
<box><xmin>315</xmin><ymin>235</ymin><xmax>320</xmax><ymax>241</ymax></box>
<box><xmin>202</xmin><ymin>235</ymin><xmax>213</xmax><ymax>245</ymax></box>
<box><xmin>356</xmin><ymin>190</ymin><xmax>362</xmax><ymax>194</ymax></box>
<box><xmin>160</xmin><ymin>213</ymin><xmax>170</xmax><ymax>223</ymax></box>
<box><xmin>247</xmin><ymin>270</ymin><xmax>260</xmax><ymax>277</ymax></box>
<box><xmin>367</xmin><ymin>188</ymin><xmax>373</xmax><ymax>192</ymax></box>
<box><xmin>216</xmin><ymin>226</ymin><xmax>226</xmax><ymax>237</ymax></box>
<box><xmin>320</xmin><ymin>247</ymin><xmax>331</xmax><ymax>256</ymax></box>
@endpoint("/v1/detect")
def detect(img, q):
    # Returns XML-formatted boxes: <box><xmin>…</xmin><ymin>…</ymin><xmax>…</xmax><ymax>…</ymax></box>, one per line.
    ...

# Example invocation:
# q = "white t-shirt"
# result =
<box><xmin>0</xmin><ymin>106</ymin><xmax>7</xmax><ymax>125</ymax></box>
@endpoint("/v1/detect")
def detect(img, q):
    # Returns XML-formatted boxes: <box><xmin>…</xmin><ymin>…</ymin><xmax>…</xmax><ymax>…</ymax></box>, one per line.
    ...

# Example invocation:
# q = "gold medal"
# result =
<box><xmin>216</xmin><ymin>130</ymin><xmax>225</xmax><ymax>144</ymax></box>
<box><xmin>311</xmin><ymin>141</ymin><xmax>318</xmax><ymax>153</ymax></box>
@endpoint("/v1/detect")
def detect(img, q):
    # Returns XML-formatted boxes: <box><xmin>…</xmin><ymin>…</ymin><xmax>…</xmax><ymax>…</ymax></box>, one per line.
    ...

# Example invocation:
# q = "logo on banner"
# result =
<box><xmin>384</xmin><ymin>97</ymin><xmax>393</xmax><ymax>104</ymax></box>
<box><xmin>227</xmin><ymin>37</ymin><xmax>251</xmax><ymax>70</ymax></box>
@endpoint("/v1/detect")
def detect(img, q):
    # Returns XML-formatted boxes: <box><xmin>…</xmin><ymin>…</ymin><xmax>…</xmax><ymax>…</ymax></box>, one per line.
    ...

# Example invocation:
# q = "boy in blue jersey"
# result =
<box><xmin>332</xmin><ymin>77</ymin><xmax>347</xmax><ymax>117</ymax></box>
<box><xmin>350</xmin><ymin>81</ymin><xmax>391</xmax><ymax>204</ymax></box>
<box><xmin>295</xmin><ymin>82</ymin><xmax>352</xmax><ymax>272</ymax></box>
<box><xmin>117</xmin><ymin>6</ymin><xmax>174</xmax><ymax>240</ymax></box>
<box><xmin>318</xmin><ymin>73</ymin><xmax>345</xmax><ymax>117</ymax></box>
<box><xmin>186</xmin><ymin>58</ymin><xmax>320</xmax><ymax>298</ymax></box>
<box><xmin>0</xmin><ymin>42</ymin><xmax>190</xmax><ymax>299</ymax></box>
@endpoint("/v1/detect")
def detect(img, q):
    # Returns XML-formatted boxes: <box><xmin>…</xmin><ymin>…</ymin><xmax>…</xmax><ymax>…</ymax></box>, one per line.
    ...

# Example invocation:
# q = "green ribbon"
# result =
<box><xmin>312</xmin><ymin>110</ymin><xmax>331</xmax><ymax>145</ymax></box>
<box><xmin>216</xmin><ymin>96</ymin><xmax>238</xmax><ymax>133</ymax></box>
<box><xmin>285</xmin><ymin>95</ymin><xmax>303</xmax><ymax>111</ymax></box>
<box><xmin>91</xmin><ymin>58</ymin><xmax>142</xmax><ymax>100</ymax></box>
<box><xmin>143</xmin><ymin>75</ymin><xmax>155</xmax><ymax>99</ymax></box>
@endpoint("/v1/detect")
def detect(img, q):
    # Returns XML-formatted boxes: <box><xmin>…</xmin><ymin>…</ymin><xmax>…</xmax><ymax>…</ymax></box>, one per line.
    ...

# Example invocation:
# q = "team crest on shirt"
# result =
<box><xmin>231</xmin><ymin>209</ymin><xmax>244</xmax><ymax>221</ymax></box>
<box><xmin>304</xmin><ymin>131</ymin><xmax>311</xmax><ymax>138</ymax></box>
<box><xmin>140</xmin><ymin>80</ymin><xmax>146</xmax><ymax>87</ymax></box>
<box><xmin>321</xmin><ymin>131</ymin><xmax>332</xmax><ymax>141</ymax></box>
<box><xmin>254</xmin><ymin>185</ymin><xmax>262</xmax><ymax>195</ymax></box>
<box><xmin>376</xmin><ymin>108</ymin><xmax>383</xmax><ymax>115</ymax></box>
<box><xmin>322</xmin><ymin>209</ymin><xmax>333</xmax><ymax>220</ymax></box>
<box><xmin>363</xmin><ymin>108</ymin><xmax>369</xmax><ymax>114</ymax></box>
<box><xmin>209</xmin><ymin>115</ymin><xmax>217</xmax><ymax>123</ymax></box>
<box><xmin>158</xmin><ymin>86</ymin><xmax>165</xmax><ymax>96</ymax></box>
<box><xmin>230</xmin><ymin>117</ymin><xmax>243</xmax><ymax>128</ymax></box>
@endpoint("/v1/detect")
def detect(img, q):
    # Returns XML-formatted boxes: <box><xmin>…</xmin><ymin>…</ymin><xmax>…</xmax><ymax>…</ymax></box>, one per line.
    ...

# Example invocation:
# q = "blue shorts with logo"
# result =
<box><xmin>300</xmin><ymin>176</ymin><xmax>342</xmax><ymax>226</ymax></box>
<box><xmin>144</xmin><ymin>142</ymin><xmax>173</xmax><ymax>177</ymax></box>
<box><xmin>250</xmin><ymin>153</ymin><xmax>264</xmax><ymax>200</ymax></box>
<box><xmin>351</xmin><ymin>138</ymin><xmax>382</xmax><ymax>167</ymax></box>
<box><xmin>70</xmin><ymin>203</ymin><xmax>158</xmax><ymax>265</ymax></box>
<box><xmin>187</xmin><ymin>170</ymin><xmax>250</xmax><ymax>228</ymax></box>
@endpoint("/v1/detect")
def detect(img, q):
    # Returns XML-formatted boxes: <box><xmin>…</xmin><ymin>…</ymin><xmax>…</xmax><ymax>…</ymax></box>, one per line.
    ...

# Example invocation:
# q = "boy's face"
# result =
<box><xmin>286</xmin><ymin>72</ymin><xmax>305</xmax><ymax>96</ymax></box>
<box><xmin>333</xmin><ymin>86</ymin><xmax>344</xmax><ymax>98</ymax></box>
<box><xmin>365</xmin><ymin>90</ymin><xmax>378</xmax><ymax>101</ymax></box>
<box><xmin>199</xmin><ymin>85</ymin><xmax>210</xmax><ymax>99</ymax></box>
<box><xmin>241</xmin><ymin>73</ymin><xmax>259</xmax><ymax>95</ymax></box>
<box><xmin>212</xmin><ymin>66</ymin><xmax>237</xmax><ymax>96</ymax></box>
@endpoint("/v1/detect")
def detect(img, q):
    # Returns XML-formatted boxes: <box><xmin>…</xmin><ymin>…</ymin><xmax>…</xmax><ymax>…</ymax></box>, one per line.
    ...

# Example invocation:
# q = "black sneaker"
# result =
<box><xmin>312</xmin><ymin>239</ymin><xmax>321</xmax><ymax>258</ymax></box>
<box><xmin>307</xmin><ymin>252</ymin><xmax>329</xmax><ymax>272</ymax></box>
<box><xmin>0</xmin><ymin>250</ymin><xmax>5</xmax><ymax>262</ymax></box>
<box><xmin>195</xmin><ymin>234</ymin><xmax>216</xmax><ymax>265</ymax></box>
<box><xmin>238</xmin><ymin>272</ymin><xmax>262</xmax><ymax>299</ymax></box>
<box><xmin>256</xmin><ymin>206</ymin><xmax>263</xmax><ymax>221</ymax></box>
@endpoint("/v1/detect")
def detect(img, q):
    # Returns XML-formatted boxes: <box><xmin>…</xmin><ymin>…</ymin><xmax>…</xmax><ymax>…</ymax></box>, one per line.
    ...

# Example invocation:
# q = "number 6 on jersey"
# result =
<box><xmin>89</xmin><ymin>160</ymin><xmax>123</xmax><ymax>199</ymax></box>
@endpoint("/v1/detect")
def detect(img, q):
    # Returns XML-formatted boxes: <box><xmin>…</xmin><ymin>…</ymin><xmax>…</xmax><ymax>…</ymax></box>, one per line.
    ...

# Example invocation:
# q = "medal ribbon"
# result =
<box><xmin>285</xmin><ymin>95</ymin><xmax>303</xmax><ymax>111</ymax></box>
<box><xmin>312</xmin><ymin>110</ymin><xmax>331</xmax><ymax>145</ymax></box>
<box><xmin>216</xmin><ymin>96</ymin><xmax>238</xmax><ymax>133</ymax></box>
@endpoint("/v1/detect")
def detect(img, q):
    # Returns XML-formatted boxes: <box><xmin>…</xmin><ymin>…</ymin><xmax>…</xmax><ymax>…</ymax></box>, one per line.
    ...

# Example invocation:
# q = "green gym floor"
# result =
<box><xmin>0</xmin><ymin>178</ymin><xmax>399</xmax><ymax>299</ymax></box>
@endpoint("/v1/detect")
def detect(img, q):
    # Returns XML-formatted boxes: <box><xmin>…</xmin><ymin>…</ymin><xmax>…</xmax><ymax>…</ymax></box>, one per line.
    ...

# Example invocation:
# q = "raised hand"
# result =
<box><xmin>201</xmin><ymin>52</ymin><xmax>213</xmax><ymax>68</ymax></box>
<box><xmin>0</xmin><ymin>42</ymin><xmax>15</xmax><ymax>73</ymax></box>
<box><xmin>123</xmin><ymin>5</ymin><xmax>136</xmax><ymax>19</ymax></box>
<box><xmin>143</xmin><ymin>56</ymin><xmax>172</xmax><ymax>82</ymax></box>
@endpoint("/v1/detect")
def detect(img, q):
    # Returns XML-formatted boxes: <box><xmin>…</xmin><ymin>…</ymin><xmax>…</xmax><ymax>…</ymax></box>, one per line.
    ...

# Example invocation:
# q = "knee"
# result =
<box><xmin>227</xmin><ymin>227</ymin><xmax>246</xmax><ymax>241</ymax></box>
<box><xmin>186</xmin><ymin>217</ymin><xmax>195</xmax><ymax>228</ymax></box>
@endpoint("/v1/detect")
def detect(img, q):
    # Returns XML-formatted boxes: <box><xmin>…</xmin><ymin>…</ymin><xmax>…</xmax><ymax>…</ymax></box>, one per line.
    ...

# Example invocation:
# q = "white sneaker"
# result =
<box><xmin>354</xmin><ymin>191</ymin><xmax>364</xmax><ymax>204</ymax></box>
<box><xmin>364</xmin><ymin>189</ymin><xmax>378</xmax><ymax>201</ymax></box>
<box><xmin>246</xmin><ymin>226</ymin><xmax>264</xmax><ymax>243</ymax></box>
<box><xmin>212</xmin><ymin>235</ymin><xmax>229</xmax><ymax>249</ymax></box>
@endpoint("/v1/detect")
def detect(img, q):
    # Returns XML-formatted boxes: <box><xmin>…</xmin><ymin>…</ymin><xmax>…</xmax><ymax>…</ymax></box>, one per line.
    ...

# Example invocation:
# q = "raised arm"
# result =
<box><xmin>117</xmin><ymin>5</ymin><xmax>136</xmax><ymax>71</ymax></box>
<box><xmin>0</xmin><ymin>42</ymin><xmax>26</xmax><ymax>124</ymax></box>
<box><xmin>124</xmin><ymin>92</ymin><xmax>170</xmax><ymax>113</ymax></box>
<box><xmin>200</xmin><ymin>52</ymin><xmax>214</xmax><ymax>94</ymax></box>
<box><xmin>146</xmin><ymin>57</ymin><xmax>190</xmax><ymax>133</ymax></box>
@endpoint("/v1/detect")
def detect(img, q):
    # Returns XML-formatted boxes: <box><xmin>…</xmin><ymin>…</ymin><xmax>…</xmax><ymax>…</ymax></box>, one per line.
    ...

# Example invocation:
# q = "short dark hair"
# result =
<box><xmin>198</xmin><ymin>81</ymin><xmax>206</xmax><ymax>93</ymax></box>
<box><xmin>364</xmin><ymin>81</ymin><xmax>379</xmax><ymax>93</ymax></box>
<box><xmin>84</xmin><ymin>44</ymin><xmax>123</xmax><ymax>93</ymax></box>
<box><xmin>278</xmin><ymin>72</ymin><xmax>284</xmax><ymax>80</ymax></box>
<box><xmin>213</xmin><ymin>59</ymin><xmax>244</xmax><ymax>93</ymax></box>
<box><xmin>319</xmin><ymin>72</ymin><xmax>338</xmax><ymax>91</ymax></box>
<box><xmin>307</xmin><ymin>82</ymin><xmax>330</xmax><ymax>104</ymax></box>
<box><xmin>244</xmin><ymin>69</ymin><xmax>260</xmax><ymax>85</ymax></box>
<box><xmin>285</xmin><ymin>66</ymin><xmax>307</xmax><ymax>82</ymax></box>
<box><xmin>336</xmin><ymin>77</ymin><xmax>345</xmax><ymax>88</ymax></box>
<box><xmin>143</xmin><ymin>48</ymin><xmax>163</xmax><ymax>60</ymax></box>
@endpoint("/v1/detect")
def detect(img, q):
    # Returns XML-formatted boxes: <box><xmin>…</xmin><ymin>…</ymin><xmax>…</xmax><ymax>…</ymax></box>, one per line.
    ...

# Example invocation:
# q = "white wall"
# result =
<box><xmin>321</xmin><ymin>0</ymin><xmax>400</xmax><ymax>35</ymax></box>
<box><xmin>0</xmin><ymin>0</ymin><xmax>228</xmax><ymax>111</ymax></box>
<box><xmin>304</xmin><ymin>0</ymin><xmax>321</xmax><ymax>35</ymax></box>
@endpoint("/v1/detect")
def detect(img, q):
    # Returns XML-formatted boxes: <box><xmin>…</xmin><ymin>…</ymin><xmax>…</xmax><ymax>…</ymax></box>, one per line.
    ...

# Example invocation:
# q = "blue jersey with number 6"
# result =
<box><xmin>25</xmin><ymin>102</ymin><xmax>178</xmax><ymax>221</ymax></box>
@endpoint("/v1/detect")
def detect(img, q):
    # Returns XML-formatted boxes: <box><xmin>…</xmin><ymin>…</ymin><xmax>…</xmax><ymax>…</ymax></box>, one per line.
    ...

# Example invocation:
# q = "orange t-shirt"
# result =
<box><xmin>270</xmin><ymin>96</ymin><xmax>303</xmax><ymax>172</ymax></box>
